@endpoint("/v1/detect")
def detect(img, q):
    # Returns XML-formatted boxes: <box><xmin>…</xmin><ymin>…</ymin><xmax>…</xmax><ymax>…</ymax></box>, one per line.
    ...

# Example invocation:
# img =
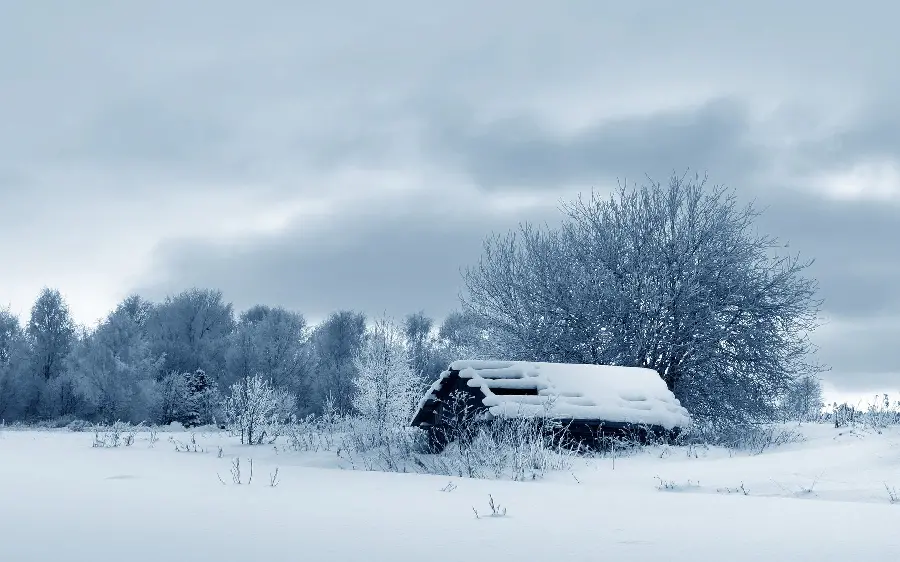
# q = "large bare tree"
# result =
<box><xmin>464</xmin><ymin>175</ymin><xmax>824</xmax><ymax>423</ymax></box>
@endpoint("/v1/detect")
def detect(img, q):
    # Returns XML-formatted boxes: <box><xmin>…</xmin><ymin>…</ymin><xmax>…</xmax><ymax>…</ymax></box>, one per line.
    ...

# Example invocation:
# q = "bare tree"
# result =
<box><xmin>464</xmin><ymin>174</ymin><xmax>824</xmax><ymax>423</ymax></box>
<box><xmin>784</xmin><ymin>375</ymin><xmax>823</xmax><ymax>422</ymax></box>
<box><xmin>352</xmin><ymin>317</ymin><xmax>421</xmax><ymax>439</ymax></box>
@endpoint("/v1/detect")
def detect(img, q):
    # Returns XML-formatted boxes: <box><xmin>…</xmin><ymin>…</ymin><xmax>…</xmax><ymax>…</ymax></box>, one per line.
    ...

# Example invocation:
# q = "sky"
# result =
<box><xmin>1</xmin><ymin>1</ymin><xmax>899</xmax><ymax>401</ymax></box>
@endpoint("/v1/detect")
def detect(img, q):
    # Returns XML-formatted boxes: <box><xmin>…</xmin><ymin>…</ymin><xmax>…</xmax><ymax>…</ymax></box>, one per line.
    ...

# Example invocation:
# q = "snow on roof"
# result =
<box><xmin>416</xmin><ymin>360</ymin><xmax>691</xmax><ymax>430</ymax></box>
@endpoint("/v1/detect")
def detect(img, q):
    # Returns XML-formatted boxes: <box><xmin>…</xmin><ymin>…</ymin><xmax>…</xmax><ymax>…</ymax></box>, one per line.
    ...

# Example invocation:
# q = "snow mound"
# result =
<box><xmin>419</xmin><ymin>360</ymin><xmax>690</xmax><ymax>430</ymax></box>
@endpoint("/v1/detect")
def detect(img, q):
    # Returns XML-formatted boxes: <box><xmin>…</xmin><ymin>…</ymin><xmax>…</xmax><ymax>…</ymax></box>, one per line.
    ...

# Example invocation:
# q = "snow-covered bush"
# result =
<box><xmin>678</xmin><ymin>420</ymin><xmax>804</xmax><ymax>454</ymax></box>
<box><xmin>862</xmin><ymin>395</ymin><xmax>900</xmax><ymax>428</ymax></box>
<box><xmin>824</xmin><ymin>396</ymin><xmax>900</xmax><ymax>429</ymax></box>
<box><xmin>337</xmin><ymin>415</ymin><xmax>574</xmax><ymax>481</ymax></box>
<box><xmin>338</xmin><ymin>389</ymin><xmax>574</xmax><ymax>480</ymax></box>
<box><xmin>66</xmin><ymin>419</ymin><xmax>91</xmax><ymax>432</ymax></box>
<box><xmin>283</xmin><ymin>413</ymin><xmax>344</xmax><ymax>453</ymax></box>
<box><xmin>351</xmin><ymin>317</ymin><xmax>421</xmax><ymax>444</ymax></box>
<box><xmin>223</xmin><ymin>374</ymin><xmax>296</xmax><ymax>445</ymax></box>
<box><xmin>447</xmin><ymin>417</ymin><xmax>574</xmax><ymax>480</ymax></box>
<box><xmin>91</xmin><ymin>421</ymin><xmax>140</xmax><ymax>448</ymax></box>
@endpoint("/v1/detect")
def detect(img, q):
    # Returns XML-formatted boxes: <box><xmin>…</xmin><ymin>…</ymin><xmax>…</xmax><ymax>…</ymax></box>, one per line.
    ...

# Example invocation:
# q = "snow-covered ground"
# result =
<box><xmin>2</xmin><ymin>424</ymin><xmax>899</xmax><ymax>561</ymax></box>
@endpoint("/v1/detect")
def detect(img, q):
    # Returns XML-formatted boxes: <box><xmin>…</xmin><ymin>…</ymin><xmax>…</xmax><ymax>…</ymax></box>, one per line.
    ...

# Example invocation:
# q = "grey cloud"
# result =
<box><xmin>424</xmin><ymin>98</ymin><xmax>762</xmax><ymax>190</ymax></box>
<box><xmin>787</xmin><ymin>100</ymin><xmax>900</xmax><ymax>178</ymax></box>
<box><xmin>135</xmin><ymin>200</ymin><xmax>562</xmax><ymax>323</ymax></box>
<box><xmin>71</xmin><ymin>98</ymin><xmax>231</xmax><ymax>171</ymax></box>
<box><xmin>0</xmin><ymin>168</ymin><xmax>28</xmax><ymax>193</ymax></box>
<box><xmin>5</xmin><ymin>1</ymin><xmax>900</xmax><ymax>190</ymax></box>
<box><xmin>754</xmin><ymin>189</ymin><xmax>900</xmax><ymax>320</ymax></box>
<box><xmin>814</xmin><ymin>317</ymin><xmax>900</xmax><ymax>394</ymax></box>
<box><xmin>819</xmin><ymin>325</ymin><xmax>900</xmax><ymax>378</ymax></box>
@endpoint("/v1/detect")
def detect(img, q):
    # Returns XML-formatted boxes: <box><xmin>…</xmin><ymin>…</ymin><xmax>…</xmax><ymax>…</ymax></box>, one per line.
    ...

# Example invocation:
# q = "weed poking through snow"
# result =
<box><xmin>717</xmin><ymin>483</ymin><xmax>750</xmax><ymax>495</ymax></box>
<box><xmin>92</xmin><ymin>422</ymin><xmax>139</xmax><ymax>448</ymax></box>
<box><xmin>473</xmin><ymin>494</ymin><xmax>507</xmax><ymax>519</ymax></box>
<box><xmin>217</xmin><ymin>458</ymin><xmax>254</xmax><ymax>485</ymax></box>
<box><xmin>170</xmin><ymin>433</ymin><xmax>204</xmax><ymax>453</ymax></box>
<box><xmin>771</xmin><ymin>472</ymin><xmax>824</xmax><ymax>497</ymax></box>
<box><xmin>269</xmin><ymin>467</ymin><xmax>280</xmax><ymax>487</ymax></box>
<box><xmin>655</xmin><ymin>476</ymin><xmax>700</xmax><ymax>492</ymax></box>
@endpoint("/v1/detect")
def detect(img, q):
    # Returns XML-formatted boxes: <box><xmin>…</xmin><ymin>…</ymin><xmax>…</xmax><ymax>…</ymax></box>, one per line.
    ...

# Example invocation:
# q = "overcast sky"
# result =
<box><xmin>2</xmin><ymin>1</ymin><xmax>898</xmax><ymax>400</ymax></box>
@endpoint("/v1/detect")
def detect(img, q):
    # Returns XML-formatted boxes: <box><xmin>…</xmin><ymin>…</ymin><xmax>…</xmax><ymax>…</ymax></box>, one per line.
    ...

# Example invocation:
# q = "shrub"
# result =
<box><xmin>678</xmin><ymin>420</ymin><xmax>804</xmax><ymax>454</ymax></box>
<box><xmin>66</xmin><ymin>419</ymin><xmax>91</xmax><ymax>432</ymax></box>
<box><xmin>223</xmin><ymin>374</ymin><xmax>295</xmax><ymax>445</ymax></box>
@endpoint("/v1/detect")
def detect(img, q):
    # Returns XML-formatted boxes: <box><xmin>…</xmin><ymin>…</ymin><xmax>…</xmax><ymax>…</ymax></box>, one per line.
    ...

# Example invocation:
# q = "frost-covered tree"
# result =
<box><xmin>154</xmin><ymin>371</ymin><xmax>192</xmax><ymax>426</ymax></box>
<box><xmin>27</xmin><ymin>288</ymin><xmax>75</xmax><ymax>381</ymax></box>
<box><xmin>26</xmin><ymin>288</ymin><xmax>78</xmax><ymax>417</ymax></box>
<box><xmin>352</xmin><ymin>317</ymin><xmax>421</xmax><ymax>437</ymax></box>
<box><xmin>309</xmin><ymin>310</ymin><xmax>367</xmax><ymax>413</ymax></box>
<box><xmin>404</xmin><ymin>312</ymin><xmax>433</xmax><ymax>378</ymax></box>
<box><xmin>403</xmin><ymin>311</ymin><xmax>445</xmax><ymax>384</ymax></box>
<box><xmin>155</xmin><ymin>369</ymin><xmax>220</xmax><ymax>427</ymax></box>
<box><xmin>464</xmin><ymin>175</ymin><xmax>823</xmax><ymax>423</ymax></box>
<box><xmin>66</xmin><ymin>295</ymin><xmax>163</xmax><ymax>423</ymax></box>
<box><xmin>0</xmin><ymin>308</ymin><xmax>35</xmax><ymax>420</ymax></box>
<box><xmin>437</xmin><ymin>310</ymin><xmax>496</xmax><ymax>362</ymax></box>
<box><xmin>223</xmin><ymin>373</ymin><xmax>295</xmax><ymax>444</ymax></box>
<box><xmin>225</xmin><ymin>305</ymin><xmax>310</xmax><ymax>401</ymax></box>
<box><xmin>146</xmin><ymin>288</ymin><xmax>235</xmax><ymax>382</ymax></box>
<box><xmin>784</xmin><ymin>375</ymin><xmax>823</xmax><ymax>422</ymax></box>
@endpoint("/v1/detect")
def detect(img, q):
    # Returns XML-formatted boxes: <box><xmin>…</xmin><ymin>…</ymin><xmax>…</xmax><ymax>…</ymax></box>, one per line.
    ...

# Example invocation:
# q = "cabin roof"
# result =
<box><xmin>413</xmin><ymin>360</ymin><xmax>691</xmax><ymax>430</ymax></box>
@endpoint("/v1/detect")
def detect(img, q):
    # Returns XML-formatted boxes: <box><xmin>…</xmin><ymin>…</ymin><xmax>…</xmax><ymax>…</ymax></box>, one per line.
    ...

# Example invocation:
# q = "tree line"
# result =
<box><xmin>0</xmin><ymin>288</ymin><xmax>491</xmax><ymax>426</ymax></box>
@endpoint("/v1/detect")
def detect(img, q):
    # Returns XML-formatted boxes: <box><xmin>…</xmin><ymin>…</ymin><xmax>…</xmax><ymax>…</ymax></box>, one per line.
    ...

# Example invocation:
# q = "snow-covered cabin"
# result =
<box><xmin>411</xmin><ymin>360</ymin><xmax>691</xmax><ymax>451</ymax></box>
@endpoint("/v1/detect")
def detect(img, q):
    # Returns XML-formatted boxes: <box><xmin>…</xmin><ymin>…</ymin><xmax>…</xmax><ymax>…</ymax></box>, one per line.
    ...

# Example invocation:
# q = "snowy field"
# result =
<box><xmin>2</xmin><ymin>424</ymin><xmax>899</xmax><ymax>561</ymax></box>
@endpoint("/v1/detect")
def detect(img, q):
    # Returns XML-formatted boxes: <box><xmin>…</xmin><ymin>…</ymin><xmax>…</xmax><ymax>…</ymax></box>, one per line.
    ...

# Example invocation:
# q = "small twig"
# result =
<box><xmin>269</xmin><ymin>467</ymin><xmax>280</xmax><ymax>487</ymax></box>
<box><xmin>716</xmin><ymin>482</ymin><xmax>750</xmax><ymax>496</ymax></box>
<box><xmin>486</xmin><ymin>494</ymin><xmax>507</xmax><ymax>517</ymax></box>
<box><xmin>231</xmin><ymin>458</ymin><xmax>242</xmax><ymax>484</ymax></box>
